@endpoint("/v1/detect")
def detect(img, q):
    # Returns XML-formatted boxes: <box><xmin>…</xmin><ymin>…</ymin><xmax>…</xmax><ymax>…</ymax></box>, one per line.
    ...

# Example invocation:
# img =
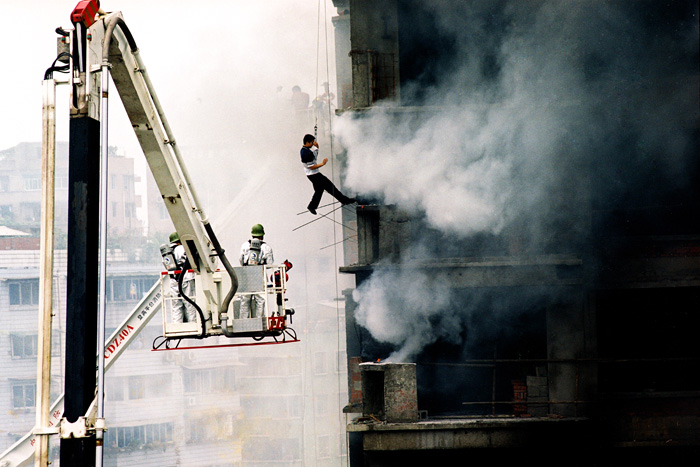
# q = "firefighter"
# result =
<box><xmin>239</xmin><ymin>224</ymin><xmax>274</xmax><ymax>318</ymax></box>
<box><xmin>162</xmin><ymin>232</ymin><xmax>196</xmax><ymax>323</ymax></box>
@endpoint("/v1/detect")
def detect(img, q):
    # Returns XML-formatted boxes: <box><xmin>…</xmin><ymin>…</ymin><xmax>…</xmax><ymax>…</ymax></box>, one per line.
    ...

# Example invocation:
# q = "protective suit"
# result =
<box><xmin>161</xmin><ymin>232</ymin><xmax>196</xmax><ymax>323</ymax></box>
<box><xmin>170</xmin><ymin>243</ymin><xmax>196</xmax><ymax>323</ymax></box>
<box><xmin>238</xmin><ymin>224</ymin><xmax>274</xmax><ymax>318</ymax></box>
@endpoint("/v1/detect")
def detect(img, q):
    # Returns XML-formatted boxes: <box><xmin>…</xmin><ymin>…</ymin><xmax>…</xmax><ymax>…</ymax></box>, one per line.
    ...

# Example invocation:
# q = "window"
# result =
<box><xmin>183</xmin><ymin>368</ymin><xmax>232</xmax><ymax>394</ymax></box>
<box><xmin>11</xmin><ymin>334</ymin><xmax>38</xmax><ymax>358</ymax></box>
<box><xmin>185</xmin><ymin>414</ymin><xmax>233</xmax><ymax>445</ymax></box>
<box><xmin>108</xmin><ymin>278</ymin><xmax>128</xmax><ymax>302</ymax></box>
<box><xmin>598</xmin><ymin>287</ymin><xmax>700</xmax><ymax>392</ymax></box>
<box><xmin>24</xmin><ymin>177</ymin><xmax>40</xmax><ymax>191</ymax></box>
<box><xmin>107</xmin><ymin>277</ymin><xmax>158</xmax><ymax>302</ymax></box>
<box><xmin>51</xmin><ymin>334</ymin><xmax>62</xmax><ymax>357</ymax></box>
<box><xmin>128</xmin><ymin>375</ymin><xmax>146</xmax><ymax>400</ymax></box>
<box><xmin>107</xmin><ymin>374</ymin><xmax>170</xmax><ymax>401</ymax></box>
<box><xmin>105</xmin><ymin>422</ymin><xmax>173</xmax><ymax>450</ymax></box>
<box><xmin>12</xmin><ymin>381</ymin><xmax>36</xmax><ymax>409</ymax></box>
<box><xmin>124</xmin><ymin>202</ymin><xmax>135</xmax><ymax>218</ymax></box>
<box><xmin>123</xmin><ymin>175</ymin><xmax>134</xmax><ymax>192</ymax></box>
<box><xmin>147</xmin><ymin>374</ymin><xmax>172</xmax><ymax>397</ymax></box>
<box><xmin>240</xmin><ymin>395</ymin><xmax>301</xmax><ymax>419</ymax></box>
<box><xmin>9</xmin><ymin>280</ymin><xmax>40</xmax><ymax>306</ymax></box>
<box><xmin>112</xmin><ymin>202</ymin><xmax>118</xmax><ymax>217</ymax></box>
<box><xmin>0</xmin><ymin>205</ymin><xmax>12</xmax><ymax>220</ymax></box>
<box><xmin>287</xmin><ymin>396</ymin><xmax>302</xmax><ymax>418</ymax></box>
<box><xmin>0</xmin><ymin>176</ymin><xmax>9</xmax><ymax>191</ymax></box>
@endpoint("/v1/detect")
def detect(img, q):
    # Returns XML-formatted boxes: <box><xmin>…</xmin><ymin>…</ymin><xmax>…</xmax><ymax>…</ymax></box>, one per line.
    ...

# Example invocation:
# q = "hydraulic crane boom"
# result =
<box><xmin>99</xmin><ymin>12</ymin><xmax>232</xmax><ymax>309</ymax></box>
<box><xmin>104</xmin><ymin>15</ymin><xmax>218</xmax><ymax>276</ymax></box>
<box><xmin>71</xmin><ymin>7</ymin><xmax>293</xmax><ymax>341</ymax></box>
<box><xmin>9</xmin><ymin>4</ymin><xmax>297</xmax><ymax>467</ymax></box>
<box><xmin>70</xmin><ymin>8</ymin><xmax>239</xmax><ymax>340</ymax></box>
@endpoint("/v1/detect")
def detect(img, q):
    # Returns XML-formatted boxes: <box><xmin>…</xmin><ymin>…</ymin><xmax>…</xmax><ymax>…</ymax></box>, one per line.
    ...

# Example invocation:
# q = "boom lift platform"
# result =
<box><xmin>61</xmin><ymin>3</ymin><xmax>296</xmax><ymax>346</ymax></box>
<box><xmin>156</xmin><ymin>264</ymin><xmax>297</xmax><ymax>349</ymax></box>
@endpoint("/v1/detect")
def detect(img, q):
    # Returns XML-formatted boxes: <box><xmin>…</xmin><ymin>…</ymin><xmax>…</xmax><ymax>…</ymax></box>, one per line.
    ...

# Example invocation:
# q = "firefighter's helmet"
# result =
<box><xmin>251</xmin><ymin>224</ymin><xmax>265</xmax><ymax>237</ymax></box>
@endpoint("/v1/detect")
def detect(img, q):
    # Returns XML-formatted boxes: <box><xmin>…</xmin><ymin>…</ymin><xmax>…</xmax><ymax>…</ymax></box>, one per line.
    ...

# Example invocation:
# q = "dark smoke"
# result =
<box><xmin>339</xmin><ymin>0</ymin><xmax>699</xmax><ymax>362</ymax></box>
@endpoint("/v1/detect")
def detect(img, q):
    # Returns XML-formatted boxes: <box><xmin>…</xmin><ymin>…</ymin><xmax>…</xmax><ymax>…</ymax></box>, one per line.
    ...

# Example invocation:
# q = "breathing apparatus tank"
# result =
<box><xmin>245</xmin><ymin>238</ymin><xmax>263</xmax><ymax>265</ymax></box>
<box><xmin>160</xmin><ymin>243</ymin><xmax>178</xmax><ymax>271</ymax></box>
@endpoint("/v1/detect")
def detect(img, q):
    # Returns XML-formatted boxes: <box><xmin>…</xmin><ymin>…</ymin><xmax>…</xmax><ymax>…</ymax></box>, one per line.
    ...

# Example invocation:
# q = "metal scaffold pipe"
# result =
<box><xmin>95</xmin><ymin>59</ymin><xmax>110</xmax><ymax>467</ymax></box>
<box><xmin>34</xmin><ymin>77</ymin><xmax>57</xmax><ymax>467</ymax></box>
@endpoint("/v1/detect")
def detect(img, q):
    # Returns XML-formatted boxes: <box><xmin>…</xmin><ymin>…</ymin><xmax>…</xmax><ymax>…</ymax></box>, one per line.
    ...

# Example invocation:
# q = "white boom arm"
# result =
<box><xmin>87</xmin><ymin>11</ymin><xmax>239</xmax><ymax>333</ymax></box>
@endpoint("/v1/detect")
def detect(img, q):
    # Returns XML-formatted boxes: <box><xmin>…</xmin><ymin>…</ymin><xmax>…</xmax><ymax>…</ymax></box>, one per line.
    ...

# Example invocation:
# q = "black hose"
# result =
<box><xmin>44</xmin><ymin>52</ymin><xmax>72</xmax><ymax>80</ymax></box>
<box><xmin>102</xmin><ymin>16</ymin><xmax>138</xmax><ymax>58</ymax></box>
<box><xmin>176</xmin><ymin>268</ymin><xmax>206</xmax><ymax>337</ymax></box>
<box><xmin>203</xmin><ymin>223</ymin><xmax>238</xmax><ymax>317</ymax></box>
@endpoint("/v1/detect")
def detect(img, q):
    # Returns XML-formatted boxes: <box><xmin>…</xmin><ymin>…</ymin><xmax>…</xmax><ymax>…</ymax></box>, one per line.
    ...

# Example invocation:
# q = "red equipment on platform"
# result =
<box><xmin>71</xmin><ymin>0</ymin><xmax>100</xmax><ymax>27</ymax></box>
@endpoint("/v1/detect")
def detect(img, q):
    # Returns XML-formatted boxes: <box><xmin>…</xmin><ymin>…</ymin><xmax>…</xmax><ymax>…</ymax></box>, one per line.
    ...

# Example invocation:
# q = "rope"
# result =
<box><xmin>314</xmin><ymin>0</ymin><xmax>322</xmax><ymax>135</ymax></box>
<box><xmin>320</xmin><ymin>235</ymin><xmax>358</xmax><ymax>251</ymax></box>
<box><xmin>311</xmin><ymin>0</ymin><xmax>349</xmax><ymax>463</ymax></box>
<box><xmin>319</xmin><ymin>1</ymin><xmax>350</xmax><ymax>464</ymax></box>
<box><xmin>292</xmin><ymin>204</ymin><xmax>357</xmax><ymax>232</ymax></box>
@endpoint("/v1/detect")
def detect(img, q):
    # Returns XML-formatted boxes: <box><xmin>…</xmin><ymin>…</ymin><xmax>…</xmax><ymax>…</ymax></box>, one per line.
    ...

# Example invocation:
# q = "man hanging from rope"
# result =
<box><xmin>300</xmin><ymin>133</ymin><xmax>356</xmax><ymax>215</ymax></box>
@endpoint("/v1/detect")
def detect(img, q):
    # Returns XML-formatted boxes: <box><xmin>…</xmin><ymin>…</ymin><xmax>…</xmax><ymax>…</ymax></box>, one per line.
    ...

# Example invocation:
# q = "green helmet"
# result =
<box><xmin>251</xmin><ymin>224</ymin><xmax>265</xmax><ymax>237</ymax></box>
<box><xmin>169</xmin><ymin>231</ymin><xmax>180</xmax><ymax>243</ymax></box>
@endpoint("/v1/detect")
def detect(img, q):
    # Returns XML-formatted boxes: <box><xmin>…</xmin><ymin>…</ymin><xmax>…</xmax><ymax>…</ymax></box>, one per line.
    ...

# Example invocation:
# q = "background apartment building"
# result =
<box><xmin>0</xmin><ymin>139</ymin><xmax>348</xmax><ymax>466</ymax></box>
<box><xmin>0</xmin><ymin>143</ymin><xmax>141</xmax><ymax>239</ymax></box>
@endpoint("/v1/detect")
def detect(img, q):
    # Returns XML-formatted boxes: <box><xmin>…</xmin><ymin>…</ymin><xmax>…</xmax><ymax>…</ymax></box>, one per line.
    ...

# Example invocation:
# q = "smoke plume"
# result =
<box><xmin>338</xmin><ymin>0</ymin><xmax>699</xmax><ymax>362</ymax></box>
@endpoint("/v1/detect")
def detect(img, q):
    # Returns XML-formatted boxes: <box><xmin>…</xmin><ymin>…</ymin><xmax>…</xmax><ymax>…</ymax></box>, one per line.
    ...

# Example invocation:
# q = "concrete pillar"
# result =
<box><xmin>360</xmin><ymin>362</ymin><xmax>418</xmax><ymax>422</ymax></box>
<box><xmin>348</xmin><ymin>0</ymin><xmax>400</xmax><ymax>107</ymax></box>
<box><xmin>547</xmin><ymin>287</ymin><xmax>594</xmax><ymax>417</ymax></box>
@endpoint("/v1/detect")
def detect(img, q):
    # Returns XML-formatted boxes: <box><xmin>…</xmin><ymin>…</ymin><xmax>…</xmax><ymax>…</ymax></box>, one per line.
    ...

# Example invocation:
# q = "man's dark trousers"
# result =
<box><xmin>307</xmin><ymin>173</ymin><xmax>353</xmax><ymax>211</ymax></box>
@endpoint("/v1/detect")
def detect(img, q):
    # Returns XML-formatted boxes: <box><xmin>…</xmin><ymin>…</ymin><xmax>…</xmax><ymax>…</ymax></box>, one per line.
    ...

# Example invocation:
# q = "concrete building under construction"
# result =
<box><xmin>330</xmin><ymin>1</ymin><xmax>700</xmax><ymax>466</ymax></box>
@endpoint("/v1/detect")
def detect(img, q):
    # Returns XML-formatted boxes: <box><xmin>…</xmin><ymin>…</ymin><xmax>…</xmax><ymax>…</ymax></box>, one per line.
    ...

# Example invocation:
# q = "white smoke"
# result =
<box><xmin>338</xmin><ymin>0</ymin><xmax>699</xmax><ymax>362</ymax></box>
<box><xmin>352</xmin><ymin>265</ymin><xmax>461</xmax><ymax>362</ymax></box>
<box><xmin>337</xmin><ymin>105</ymin><xmax>513</xmax><ymax>236</ymax></box>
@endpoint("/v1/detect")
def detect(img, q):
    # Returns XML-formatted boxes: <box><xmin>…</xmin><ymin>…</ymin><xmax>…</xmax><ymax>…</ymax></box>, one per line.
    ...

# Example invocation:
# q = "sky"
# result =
<box><xmin>1</xmin><ymin>0</ymin><xmax>334</xmax><ymax>152</ymax></box>
<box><xmin>1</xmin><ymin>0</ymin><xmax>346</xmax><ymax>274</ymax></box>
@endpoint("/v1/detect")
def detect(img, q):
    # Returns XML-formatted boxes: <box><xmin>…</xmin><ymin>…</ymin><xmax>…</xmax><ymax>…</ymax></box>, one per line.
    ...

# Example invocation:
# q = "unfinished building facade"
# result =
<box><xmin>331</xmin><ymin>1</ymin><xmax>700</xmax><ymax>466</ymax></box>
